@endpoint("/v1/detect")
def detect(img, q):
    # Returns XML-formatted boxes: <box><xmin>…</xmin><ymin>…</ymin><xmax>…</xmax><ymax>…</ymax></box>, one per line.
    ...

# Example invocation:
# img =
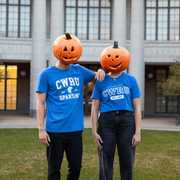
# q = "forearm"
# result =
<box><xmin>37</xmin><ymin>102</ymin><xmax>46</xmax><ymax>130</ymax></box>
<box><xmin>91</xmin><ymin>109</ymin><xmax>98</xmax><ymax>133</ymax></box>
<box><xmin>91</xmin><ymin>102</ymin><xmax>99</xmax><ymax>134</ymax></box>
<box><xmin>134</xmin><ymin>106</ymin><xmax>142</xmax><ymax>134</ymax></box>
<box><xmin>133</xmin><ymin>98</ymin><xmax>142</xmax><ymax>134</ymax></box>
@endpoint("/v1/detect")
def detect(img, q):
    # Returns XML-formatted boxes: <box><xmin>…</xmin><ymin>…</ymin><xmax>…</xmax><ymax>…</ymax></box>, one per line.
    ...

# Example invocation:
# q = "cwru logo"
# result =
<box><xmin>102</xmin><ymin>85</ymin><xmax>130</xmax><ymax>98</ymax></box>
<box><xmin>56</xmin><ymin>77</ymin><xmax>80</xmax><ymax>101</ymax></box>
<box><xmin>56</xmin><ymin>77</ymin><xmax>80</xmax><ymax>90</ymax></box>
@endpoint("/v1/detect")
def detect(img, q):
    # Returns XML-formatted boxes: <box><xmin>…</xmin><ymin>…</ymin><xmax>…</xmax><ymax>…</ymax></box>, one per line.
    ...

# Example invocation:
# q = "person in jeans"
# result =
<box><xmin>36</xmin><ymin>33</ymin><xmax>104</xmax><ymax>180</ymax></box>
<box><xmin>91</xmin><ymin>42</ymin><xmax>141</xmax><ymax>180</ymax></box>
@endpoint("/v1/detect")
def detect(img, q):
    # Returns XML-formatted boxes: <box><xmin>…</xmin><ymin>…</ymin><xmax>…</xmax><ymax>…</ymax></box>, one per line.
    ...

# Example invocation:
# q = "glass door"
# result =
<box><xmin>0</xmin><ymin>65</ymin><xmax>5</xmax><ymax>109</ymax></box>
<box><xmin>0</xmin><ymin>65</ymin><xmax>18</xmax><ymax>110</ymax></box>
<box><xmin>155</xmin><ymin>68</ymin><xmax>178</xmax><ymax>113</ymax></box>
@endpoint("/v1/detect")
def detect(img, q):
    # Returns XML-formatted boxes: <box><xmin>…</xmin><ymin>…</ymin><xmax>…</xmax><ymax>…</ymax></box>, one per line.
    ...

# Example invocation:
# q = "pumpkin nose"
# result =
<box><xmin>71</xmin><ymin>46</ymin><xmax>74</xmax><ymax>51</ymax></box>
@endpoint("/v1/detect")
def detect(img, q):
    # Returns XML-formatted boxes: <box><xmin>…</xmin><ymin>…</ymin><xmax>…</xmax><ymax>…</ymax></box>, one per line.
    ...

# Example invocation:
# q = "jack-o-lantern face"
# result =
<box><xmin>100</xmin><ymin>41</ymin><xmax>130</xmax><ymax>73</ymax></box>
<box><xmin>52</xmin><ymin>33</ymin><xmax>83</xmax><ymax>64</ymax></box>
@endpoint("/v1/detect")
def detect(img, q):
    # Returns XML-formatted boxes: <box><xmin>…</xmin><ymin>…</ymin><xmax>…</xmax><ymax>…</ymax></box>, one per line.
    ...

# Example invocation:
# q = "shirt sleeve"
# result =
<box><xmin>91</xmin><ymin>81</ymin><xmax>101</xmax><ymax>100</ymax></box>
<box><xmin>131</xmin><ymin>77</ymin><xmax>141</xmax><ymax>99</ymax></box>
<box><xmin>36</xmin><ymin>70</ymin><xmax>48</xmax><ymax>93</ymax></box>
<box><xmin>79</xmin><ymin>65</ymin><xmax>95</xmax><ymax>84</ymax></box>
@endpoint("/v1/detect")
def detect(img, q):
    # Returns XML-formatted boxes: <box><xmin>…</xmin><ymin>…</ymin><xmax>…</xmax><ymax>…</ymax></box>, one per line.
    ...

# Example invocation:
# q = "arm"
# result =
<box><xmin>37</xmin><ymin>93</ymin><xmax>46</xmax><ymax>130</ymax></box>
<box><xmin>91</xmin><ymin>100</ymin><xmax>103</xmax><ymax>147</ymax></box>
<box><xmin>132</xmin><ymin>98</ymin><xmax>142</xmax><ymax>146</ymax></box>
<box><xmin>36</xmin><ymin>93</ymin><xmax>50</xmax><ymax>145</ymax></box>
<box><xmin>78</xmin><ymin>64</ymin><xmax>105</xmax><ymax>82</ymax></box>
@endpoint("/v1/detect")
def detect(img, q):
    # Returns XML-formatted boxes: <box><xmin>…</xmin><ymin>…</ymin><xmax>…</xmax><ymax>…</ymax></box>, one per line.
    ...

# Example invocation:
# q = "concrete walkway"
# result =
<box><xmin>85</xmin><ymin>116</ymin><xmax>180</xmax><ymax>131</ymax></box>
<box><xmin>0</xmin><ymin>115</ymin><xmax>180</xmax><ymax>131</ymax></box>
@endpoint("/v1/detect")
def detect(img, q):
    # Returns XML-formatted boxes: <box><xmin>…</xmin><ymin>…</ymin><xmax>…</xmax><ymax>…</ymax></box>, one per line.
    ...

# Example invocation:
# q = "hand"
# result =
<box><xmin>39</xmin><ymin>130</ymin><xmax>51</xmax><ymax>146</ymax></box>
<box><xmin>132</xmin><ymin>132</ymin><xmax>141</xmax><ymax>147</ymax></box>
<box><xmin>96</xmin><ymin>69</ymin><xmax>105</xmax><ymax>81</ymax></box>
<box><xmin>93</xmin><ymin>131</ymin><xmax>103</xmax><ymax>147</ymax></box>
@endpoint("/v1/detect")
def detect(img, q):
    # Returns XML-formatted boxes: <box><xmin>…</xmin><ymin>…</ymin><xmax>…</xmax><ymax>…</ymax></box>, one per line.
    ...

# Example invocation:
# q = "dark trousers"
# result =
<box><xmin>47</xmin><ymin>131</ymin><xmax>82</xmax><ymax>180</ymax></box>
<box><xmin>98</xmin><ymin>110</ymin><xmax>135</xmax><ymax>180</ymax></box>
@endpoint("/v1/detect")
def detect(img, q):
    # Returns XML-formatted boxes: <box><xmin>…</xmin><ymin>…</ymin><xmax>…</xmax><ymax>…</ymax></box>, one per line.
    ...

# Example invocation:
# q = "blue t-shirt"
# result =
<box><xmin>91</xmin><ymin>72</ymin><xmax>141</xmax><ymax>112</ymax></box>
<box><xmin>36</xmin><ymin>64</ymin><xmax>95</xmax><ymax>133</ymax></box>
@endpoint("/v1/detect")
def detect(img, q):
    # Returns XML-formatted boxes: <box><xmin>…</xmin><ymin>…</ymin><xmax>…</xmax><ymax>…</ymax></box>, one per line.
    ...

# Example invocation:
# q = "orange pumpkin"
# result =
<box><xmin>52</xmin><ymin>33</ymin><xmax>83</xmax><ymax>64</ymax></box>
<box><xmin>100</xmin><ymin>41</ymin><xmax>130</xmax><ymax>73</ymax></box>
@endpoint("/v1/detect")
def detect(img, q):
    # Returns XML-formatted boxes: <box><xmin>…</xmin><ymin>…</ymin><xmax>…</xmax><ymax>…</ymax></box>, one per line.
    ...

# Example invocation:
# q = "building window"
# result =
<box><xmin>0</xmin><ymin>65</ymin><xmax>18</xmax><ymax>110</ymax></box>
<box><xmin>145</xmin><ymin>0</ymin><xmax>180</xmax><ymax>40</ymax></box>
<box><xmin>65</xmin><ymin>0</ymin><xmax>112</xmax><ymax>40</ymax></box>
<box><xmin>0</xmin><ymin>0</ymin><xmax>32</xmax><ymax>38</ymax></box>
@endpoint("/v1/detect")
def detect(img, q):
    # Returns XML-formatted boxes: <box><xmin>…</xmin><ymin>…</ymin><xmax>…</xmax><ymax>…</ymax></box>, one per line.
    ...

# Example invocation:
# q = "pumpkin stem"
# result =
<box><xmin>65</xmin><ymin>33</ymin><xmax>72</xmax><ymax>40</ymax></box>
<box><xmin>113</xmin><ymin>41</ymin><xmax>119</xmax><ymax>48</ymax></box>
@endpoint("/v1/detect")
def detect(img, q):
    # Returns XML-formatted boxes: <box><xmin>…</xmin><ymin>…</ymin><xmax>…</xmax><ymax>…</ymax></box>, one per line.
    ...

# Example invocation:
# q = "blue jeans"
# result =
<box><xmin>98</xmin><ymin>110</ymin><xmax>135</xmax><ymax>180</ymax></box>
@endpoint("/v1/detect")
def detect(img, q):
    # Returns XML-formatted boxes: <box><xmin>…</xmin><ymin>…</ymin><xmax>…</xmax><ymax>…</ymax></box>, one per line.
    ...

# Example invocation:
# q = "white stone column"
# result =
<box><xmin>50</xmin><ymin>0</ymin><xmax>64</xmax><ymax>65</ymax></box>
<box><xmin>30</xmin><ymin>0</ymin><xmax>46</xmax><ymax>116</ymax></box>
<box><xmin>112</xmin><ymin>0</ymin><xmax>127</xmax><ymax>46</ymax></box>
<box><xmin>129</xmin><ymin>0</ymin><xmax>145</xmax><ymax>111</ymax></box>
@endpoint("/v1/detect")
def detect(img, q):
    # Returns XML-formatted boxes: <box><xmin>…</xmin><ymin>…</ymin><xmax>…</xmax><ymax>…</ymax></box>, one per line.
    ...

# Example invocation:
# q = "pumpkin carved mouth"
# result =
<box><xmin>63</xmin><ymin>56</ymin><xmax>78</xmax><ymax>61</ymax></box>
<box><xmin>111</xmin><ymin>63</ymin><xmax>122</xmax><ymax>68</ymax></box>
<box><xmin>63</xmin><ymin>56</ymin><xmax>73</xmax><ymax>59</ymax></box>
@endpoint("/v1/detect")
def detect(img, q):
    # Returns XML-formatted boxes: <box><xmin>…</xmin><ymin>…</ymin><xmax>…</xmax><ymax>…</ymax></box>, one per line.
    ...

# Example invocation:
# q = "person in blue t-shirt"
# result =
<box><xmin>91</xmin><ymin>42</ymin><xmax>141</xmax><ymax>180</ymax></box>
<box><xmin>36</xmin><ymin>33</ymin><xmax>104</xmax><ymax>180</ymax></box>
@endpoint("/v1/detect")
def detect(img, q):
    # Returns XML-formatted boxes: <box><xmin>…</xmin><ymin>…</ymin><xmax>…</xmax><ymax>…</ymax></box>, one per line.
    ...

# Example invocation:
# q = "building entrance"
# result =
<box><xmin>0</xmin><ymin>63</ymin><xmax>30</xmax><ymax>114</ymax></box>
<box><xmin>145</xmin><ymin>65</ymin><xmax>179</xmax><ymax>116</ymax></box>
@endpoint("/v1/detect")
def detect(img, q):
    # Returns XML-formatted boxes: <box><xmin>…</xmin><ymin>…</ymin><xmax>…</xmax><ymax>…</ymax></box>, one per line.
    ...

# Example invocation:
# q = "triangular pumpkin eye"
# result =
<box><xmin>116</xmin><ymin>55</ymin><xmax>119</xmax><ymax>58</ymax></box>
<box><xmin>108</xmin><ymin>54</ymin><xmax>111</xmax><ymax>57</ymax></box>
<box><xmin>71</xmin><ymin>46</ymin><xmax>74</xmax><ymax>51</ymax></box>
<box><xmin>64</xmin><ymin>46</ymin><xmax>68</xmax><ymax>51</ymax></box>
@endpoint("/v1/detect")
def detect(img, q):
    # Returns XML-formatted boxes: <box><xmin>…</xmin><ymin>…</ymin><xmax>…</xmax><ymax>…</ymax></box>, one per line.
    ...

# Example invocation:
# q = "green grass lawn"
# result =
<box><xmin>0</xmin><ymin>129</ymin><xmax>180</xmax><ymax>180</ymax></box>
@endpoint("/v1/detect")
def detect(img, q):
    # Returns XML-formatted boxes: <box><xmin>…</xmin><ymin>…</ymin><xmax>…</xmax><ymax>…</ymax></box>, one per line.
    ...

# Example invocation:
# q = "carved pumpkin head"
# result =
<box><xmin>52</xmin><ymin>33</ymin><xmax>83</xmax><ymax>64</ymax></box>
<box><xmin>100</xmin><ymin>41</ymin><xmax>130</xmax><ymax>73</ymax></box>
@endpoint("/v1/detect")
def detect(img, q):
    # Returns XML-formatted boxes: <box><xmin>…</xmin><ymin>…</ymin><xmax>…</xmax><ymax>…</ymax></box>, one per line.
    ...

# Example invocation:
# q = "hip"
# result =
<box><xmin>98</xmin><ymin>110</ymin><xmax>135</xmax><ymax>128</ymax></box>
